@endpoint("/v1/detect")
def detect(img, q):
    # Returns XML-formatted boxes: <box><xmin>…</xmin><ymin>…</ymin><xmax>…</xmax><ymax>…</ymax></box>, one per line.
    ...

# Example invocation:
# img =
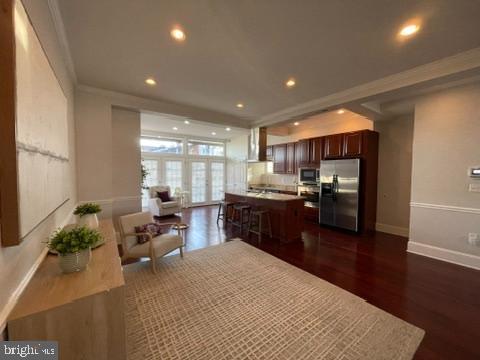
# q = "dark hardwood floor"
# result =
<box><xmin>132</xmin><ymin>205</ymin><xmax>480</xmax><ymax>360</ymax></box>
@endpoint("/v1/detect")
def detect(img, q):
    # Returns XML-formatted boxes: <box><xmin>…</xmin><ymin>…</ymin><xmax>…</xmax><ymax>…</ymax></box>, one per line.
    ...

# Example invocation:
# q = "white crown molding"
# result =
<box><xmin>47</xmin><ymin>0</ymin><xmax>77</xmax><ymax>84</ymax></box>
<box><xmin>76</xmin><ymin>84</ymin><xmax>252</xmax><ymax>129</ymax></box>
<box><xmin>254</xmin><ymin>47</ymin><xmax>480</xmax><ymax>127</ymax></box>
<box><xmin>410</xmin><ymin>202</ymin><xmax>480</xmax><ymax>215</ymax></box>
<box><xmin>407</xmin><ymin>241</ymin><xmax>480</xmax><ymax>270</ymax></box>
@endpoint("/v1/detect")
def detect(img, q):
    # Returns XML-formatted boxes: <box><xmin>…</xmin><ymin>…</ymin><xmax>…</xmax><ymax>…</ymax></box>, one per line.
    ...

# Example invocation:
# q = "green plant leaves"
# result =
<box><xmin>74</xmin><ymin>203</ymin><xmax>101</xmax><ymax>217</ymax></box>
<box><xmin>47</xmin><ymin>226</ymin><xmax>102</xmax><ymax>255</ymax></box>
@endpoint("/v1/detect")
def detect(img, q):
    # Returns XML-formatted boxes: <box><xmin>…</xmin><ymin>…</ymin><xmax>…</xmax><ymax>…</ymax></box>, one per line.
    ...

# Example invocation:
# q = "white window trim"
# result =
<box><xmin>141</xmin><ymin>132</ymin><xmax>226</xmax><ymax>206</ymax></box>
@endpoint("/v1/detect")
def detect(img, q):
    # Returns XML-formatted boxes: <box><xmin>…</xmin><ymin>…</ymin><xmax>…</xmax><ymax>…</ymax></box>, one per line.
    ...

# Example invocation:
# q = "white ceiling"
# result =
<box><xmin>268</xmin><ymin>109</ymin><xmax>368</xmax><ymax>134</ymax></box>
<box><xmin>141</xmin><ymin>112</ymin><xmax>249</xmax><ymax>140</ymax></box>
<box><xmin>58</xmin><ymin>0</ymin><xmax>480</xmax><ymax>123</ymax></box>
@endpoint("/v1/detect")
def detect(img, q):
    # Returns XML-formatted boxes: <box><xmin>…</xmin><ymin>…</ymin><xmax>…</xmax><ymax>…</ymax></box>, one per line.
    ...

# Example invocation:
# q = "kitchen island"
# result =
<box><xmin>225</xmin><ymin>191</ymin><xmax>304</xmax><ymax>243</ymax></box>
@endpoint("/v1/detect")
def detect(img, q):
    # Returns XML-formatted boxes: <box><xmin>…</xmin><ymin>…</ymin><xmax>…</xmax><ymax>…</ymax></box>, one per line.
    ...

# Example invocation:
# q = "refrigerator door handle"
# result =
<box><xmin>332</xmin><ymin>174</ymin><xmax>338</xmax><ymax>202</ymax></box>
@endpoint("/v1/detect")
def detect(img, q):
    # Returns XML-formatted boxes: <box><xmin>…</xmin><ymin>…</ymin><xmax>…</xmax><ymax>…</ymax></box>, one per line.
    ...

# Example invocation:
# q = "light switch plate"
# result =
<box><xmin>469</xmin><ymin>183</ymin><xmax>480</xmax><ymax>192</ymax></box>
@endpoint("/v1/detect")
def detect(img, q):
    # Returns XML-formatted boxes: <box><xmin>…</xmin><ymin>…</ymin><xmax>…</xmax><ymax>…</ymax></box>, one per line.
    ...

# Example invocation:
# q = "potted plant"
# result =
<box><xmin>47</xmin><ymin>226</ymin><xmax>102</xmax><ymax>273</ymax></box>
<box><xmin>74</xmin><ymin>203</ymin><xmax>101</xmax><ymax>229</ymax></box>
<box><xmin>141</xmin><ymin>160</ymin><xmax>149</xmax><ymax>190</ymax></box>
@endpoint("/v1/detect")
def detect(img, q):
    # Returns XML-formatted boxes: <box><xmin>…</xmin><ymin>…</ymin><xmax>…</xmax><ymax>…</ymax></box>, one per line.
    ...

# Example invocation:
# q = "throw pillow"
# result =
<box><xmin>134</xmin><ymin>222</ymin><xmax>162</xmax><ymax>244</ymax></box>
<box><xmin>157</xmin><ymin>191</ymin><xmax>171</xmax><ymax>202</ymax></box>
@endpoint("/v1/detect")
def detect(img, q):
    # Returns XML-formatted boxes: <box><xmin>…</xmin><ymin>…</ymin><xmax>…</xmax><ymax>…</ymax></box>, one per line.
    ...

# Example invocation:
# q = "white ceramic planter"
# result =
<box><xmin>78</xmin><ymin>213</ymin><xmax>99</xmax><ymax>229</ymax></box>
<box><xmin>59</xmin><ymin>248</ymin><xmax>91</xmax><ymax>273</ymax></box>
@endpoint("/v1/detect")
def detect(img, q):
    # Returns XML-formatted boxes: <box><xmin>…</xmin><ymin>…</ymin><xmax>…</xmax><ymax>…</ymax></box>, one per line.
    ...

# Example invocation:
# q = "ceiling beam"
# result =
<box><xmin>253</xmin><ymin>47</ymin><xmax>480</xmax><ymax>127</ymax></box>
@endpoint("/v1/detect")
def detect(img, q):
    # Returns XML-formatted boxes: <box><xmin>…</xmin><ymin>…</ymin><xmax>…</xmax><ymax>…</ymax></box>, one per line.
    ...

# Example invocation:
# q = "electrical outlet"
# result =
<box><xmin>468</xmin><ymin>233</ymin><xmax>480</xmax><ymax>246</ymax></box>
<box><xmin>469</xmin><ymin>183</ymin><xmax>480</xmax><ymax>193</ymax></box>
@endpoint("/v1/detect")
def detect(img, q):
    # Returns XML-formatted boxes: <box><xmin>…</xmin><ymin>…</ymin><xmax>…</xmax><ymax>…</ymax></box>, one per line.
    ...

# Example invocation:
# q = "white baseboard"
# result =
<box><xmin>375</xmin><ymin>223</ymin><xmax>409</xmax><ymax>237</ymax></box>
<box><xmin>407</xmin><ymin>241</ymin><xmax>480</xmax><ymax>270</ymax></box>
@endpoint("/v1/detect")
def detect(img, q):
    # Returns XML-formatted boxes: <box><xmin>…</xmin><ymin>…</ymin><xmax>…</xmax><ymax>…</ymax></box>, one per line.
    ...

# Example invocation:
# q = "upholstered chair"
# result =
<box><xmin>148</xmin><ymin>185</ymin><xmax>182</xmax><ymax>217</ymax></box>
<box><xmin>118</xmin><ymin>211</ymin><xmax>183</xmax><ymax>273</ymax></box>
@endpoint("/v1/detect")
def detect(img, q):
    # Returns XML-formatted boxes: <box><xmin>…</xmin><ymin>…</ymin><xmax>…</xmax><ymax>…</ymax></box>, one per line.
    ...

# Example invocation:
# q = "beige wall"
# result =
<box><xmin>374</xmin><ymin>115</ymin><xmax>414</xmax><ymax>237</ymax></box>
<box><xmin>75</xmin><ymin>90</ymin><xmax>142</xmax><ymax>222</ymax></box>
<box><xmin>0</xmin><ymin>0</ymin><xmax>77</xmax><ymax>330</ymax></box>
<box><xmin>112</xmin><ymin>107</ymin><xmax>142</xmax><ymax>220</ymax></box>
<box><xmin>408</xmin><ymin>82</ymin><xmax>480</xmax><ymax>269</ymax></box>
<box><xmin>75</xmin><ymin>90</ymin><xmax>112</xmax><ymax>202</ymax></box>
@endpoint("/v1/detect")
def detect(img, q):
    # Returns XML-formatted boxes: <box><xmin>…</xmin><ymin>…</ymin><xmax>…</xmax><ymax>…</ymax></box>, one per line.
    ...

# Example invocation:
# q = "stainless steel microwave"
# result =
<box><xmin>299</xmin><ymin>168</ymin><xmax>319</xmax><ymax>184</ymax></box>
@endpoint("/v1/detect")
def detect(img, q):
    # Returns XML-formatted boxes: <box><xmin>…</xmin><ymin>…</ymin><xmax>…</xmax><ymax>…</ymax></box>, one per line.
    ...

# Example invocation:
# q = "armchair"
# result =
<box><xmin>118</xmin><ymin>211</ymin><xmax>183</xmax><ymax>273</ymax></box>
<box><xmin>148</xmin><ymin>185</ymin><xmax>182</xmax><ymax>217</ymax></box>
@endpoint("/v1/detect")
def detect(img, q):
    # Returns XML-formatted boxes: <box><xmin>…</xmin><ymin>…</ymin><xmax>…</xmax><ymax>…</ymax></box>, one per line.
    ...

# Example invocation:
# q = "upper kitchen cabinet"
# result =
<box><xmin>309</xmin><ymin>137</ymin><xmax>322</xmax><ymax>165</ymax></box>
<box><xmin>296</xmin><ymin>139</ymin><xmax>310</xmax><ymax>167</ymax></box>
<box><xmin>273</xmin><ymin>144</ymin><xmax>287</xmax><ymax>173</ymax></box>
<box><xmin>324</xmin><ymin>130</ymin><xmax>377</xmax><ymax>159</ymax></box>
<box><xmin>324</xmin><ymin>134</ymin><xmax>344</xmax><ymax>158</ymax></box>
<box><xmin>296</xmin><ymin>138</ymin><xmax>322</xmax><ymax>168</ymax></box>
<box><xmin>286</xmin><ymin>142</ymin><xmax>296</xmax><ymax>174</ymax></box>
<box><xmin>343</xmin><ymin>131</ymin><xmax>363</xmax><ymax>156</ymax></box>
<box><xmin>266</xmin><ymin>145</ymin><xmax>273</xmax><ymax>161</ymax></box>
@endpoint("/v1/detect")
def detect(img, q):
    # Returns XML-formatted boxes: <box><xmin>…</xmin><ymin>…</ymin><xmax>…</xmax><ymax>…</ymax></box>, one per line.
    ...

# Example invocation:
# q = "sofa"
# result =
<box><xmin>148</xmin><ymin>185</ymin><xmax>182</xmax><ymax>217</ymax></box>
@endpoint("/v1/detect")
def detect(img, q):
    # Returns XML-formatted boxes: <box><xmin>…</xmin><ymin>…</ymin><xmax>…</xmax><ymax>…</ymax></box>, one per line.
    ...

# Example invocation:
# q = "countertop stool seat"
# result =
<box><xmin>248</xmin><ymin>207</ymin><xmax>273</xmax><ymax>242</ymax></box>
<box><xmin>231</xmin><ymin>202</ymin><xmax>251</xmax><ymax>234</ymax></box>
<box><xmin>217</xmin><ymin>200</ymin><xmax>234</xmax><ymax>226</ymax></box>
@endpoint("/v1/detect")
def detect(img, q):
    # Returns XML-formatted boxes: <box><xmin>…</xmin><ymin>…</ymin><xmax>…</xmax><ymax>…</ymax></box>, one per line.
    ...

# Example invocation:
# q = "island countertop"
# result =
<box><xmin>225</xmin><ymin>190</ymin><xmax>304</xmax><ymax>201</ymax></box>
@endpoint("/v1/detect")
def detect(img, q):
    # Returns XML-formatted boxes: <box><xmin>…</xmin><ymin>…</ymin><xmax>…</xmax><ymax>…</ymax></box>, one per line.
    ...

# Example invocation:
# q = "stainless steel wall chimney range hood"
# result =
<box><xmin>248</xmin><ymin>127</ymin><xmax>268</xmax><ymax>162</ymax></box>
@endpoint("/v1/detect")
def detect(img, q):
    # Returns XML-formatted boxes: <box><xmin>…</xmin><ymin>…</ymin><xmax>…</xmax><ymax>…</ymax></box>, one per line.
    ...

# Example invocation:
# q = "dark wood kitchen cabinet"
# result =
<box><xmin>309</xmin><ymin>137</ymin><xmax>322</xmax><ymax>165</ymax></box>
<box><xmin>286</xmin><ymin>142</ymin><xmax>296</xmax><ymax>174</ymax></box>
<box><xmin>343</xmin><ymin>131</ymin><xmax>363</xmax><ymax>156</ymax></box>
<box><xmin>324</xmin><ymin>134</ymin><xmax>344</xmax><ymax>158</ymax></box>
<box><xmin>296</xmin><ymin>139</ymin><xmax>310</xmax><ymax>167</ymax></box>
<box><xmin>296</xmin><ymin>138</ymin><xmax>322</xmax><ymax>168</ymax></box>
<box><xmin>273</xmin><ymin>144</ymin><xmax>287</xmax><ymax>173</ymax></box>
<box><xmin>266</xmin><ymin>145</ymin><xmax>273</xmax><ymax>161</ymax></box>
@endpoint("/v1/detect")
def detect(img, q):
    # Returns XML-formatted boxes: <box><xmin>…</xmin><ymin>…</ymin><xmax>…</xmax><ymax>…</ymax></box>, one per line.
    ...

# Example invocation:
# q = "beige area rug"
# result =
<box><xmin>124</xmin><ymin>240</ymin><xmax>424</xmax><ymax>360</ymax></box>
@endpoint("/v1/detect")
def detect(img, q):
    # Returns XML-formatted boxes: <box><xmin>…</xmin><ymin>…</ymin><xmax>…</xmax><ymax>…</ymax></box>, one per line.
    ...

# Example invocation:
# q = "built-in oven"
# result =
<box><xmin>299</xmin><ymin>168</ymin><xmax>320</xmax><ymax>185</ymax></box>
<box><xmin>298</xmin><ymin>185</ymin><xmax>320</xmax><ymax>208</ymax></box>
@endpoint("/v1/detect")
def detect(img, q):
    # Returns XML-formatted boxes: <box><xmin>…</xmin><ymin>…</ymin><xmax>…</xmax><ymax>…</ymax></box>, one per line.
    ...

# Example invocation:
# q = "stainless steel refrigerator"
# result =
<box><xmin>319</xmin><ymin>159</ymin><xmax>360</xmax><ymax>231</ymax></box>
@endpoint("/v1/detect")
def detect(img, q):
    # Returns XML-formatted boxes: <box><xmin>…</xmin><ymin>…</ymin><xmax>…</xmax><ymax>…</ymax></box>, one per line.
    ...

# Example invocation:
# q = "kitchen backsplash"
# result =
<box><xmin>248</xmin><ymin>162</ymin><xmax>297</xmax><ymax>186</ymax></box>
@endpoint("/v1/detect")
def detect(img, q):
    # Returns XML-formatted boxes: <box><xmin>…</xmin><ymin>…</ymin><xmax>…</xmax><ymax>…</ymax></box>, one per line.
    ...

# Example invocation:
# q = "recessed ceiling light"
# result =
<box><xmin>399</xmin><ymin>24</ymin><xmax>420</xmax><ymax>37</ymax></box>
<box><xmin>170</xmin><ymin>27</ymin><xmax>186</xmax><ymax>41</ymax></box>
<box><xmin>145</xmin><ymin>78</ymin><xmax>156</xmax><ymax>86</ymax></box>
<box><xmin>293</xmin><ymin>122</ymin><xmax>300</xmax><ymax>126</ymax></box>
<box><xmin>184</xmin><ymin>120</ymin><xmax>190</xmax><ymax>124</ymax></box>
<box><xmin>236</xmin><ymin>103</ymin><xmax>244</xmax><ymax>108</ymax></box>
<box><xmin>337</xmin><ymin>109</ymin><xmax>345</xmax><ymax>114</ymax></box>
<box><xmin>172</xmin><ymin>127</ymin><xmax>178</xmax><ymax>130</ymax></box>
<box><xmin>211</xmin><ymin>132</ymin><xmax>216</xmax><ymax>136</ymax></box>
<box><xmin>286</xmin><ymin>78</ymin><xmax>296</xmax><ymax>88</ymax></box>
<box><xmin>226</xmin><ymin>127</ymin><xmax>231</xmax><ymax>131</ymax></box>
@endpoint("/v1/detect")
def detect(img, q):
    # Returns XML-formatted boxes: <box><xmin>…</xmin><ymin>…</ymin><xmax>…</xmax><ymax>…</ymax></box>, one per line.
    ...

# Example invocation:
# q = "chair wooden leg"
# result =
<box><xmin>259</xmin><ymin>213</ymin><xmax>263</xmax><ymax>243</ymax></box>
<box><xmin>247</xmin><ymin>211</ymin><xmax>252</xmax><ymax>237</ymax></box>
<box><xmin>216</xmin><ymin>203</ymin><xmax>222</xmax><ymax>224</ymax></box>
<box><xmin>239</xmin><ymin>209</ymin><xmax>244</xmax><ymax>234</ymax></box>
<box><xmin>180</xmin><ymin>246</ymin><xmax>184</xmax><ymax>259</ymax></box>
<box><xmin>268</xmin><ymin>213</ymin><xmax>273</xmax><ymax>238</ymax></box>
<box><xmin>151</xmin><ymin>258</ymin><xmax>157</xmax><ymax>273</ymax></box>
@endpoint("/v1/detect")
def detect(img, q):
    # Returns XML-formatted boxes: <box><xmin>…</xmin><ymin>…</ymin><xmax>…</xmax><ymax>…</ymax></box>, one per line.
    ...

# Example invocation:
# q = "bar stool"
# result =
<box><xmin>231</xmin><ymin>203</ymin><xmax>251</xmax><ymax>234</ymax></box>
<box><xmin>248</xmin><ymin>208</ymin><xmax>273</xmax><ymax>242</ymax></box>
<box><xmin>217</xmin><ymin>200</ymin><xmax>234</xmax><ymax>226</ymax></box>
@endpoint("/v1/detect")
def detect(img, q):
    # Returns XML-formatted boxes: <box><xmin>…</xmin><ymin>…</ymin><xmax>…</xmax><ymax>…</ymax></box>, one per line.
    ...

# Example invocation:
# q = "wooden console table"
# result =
<box><xmin>8</xmin><ymin>220</ymin><xmax>126</xmax><ymax>360</ymax></box>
